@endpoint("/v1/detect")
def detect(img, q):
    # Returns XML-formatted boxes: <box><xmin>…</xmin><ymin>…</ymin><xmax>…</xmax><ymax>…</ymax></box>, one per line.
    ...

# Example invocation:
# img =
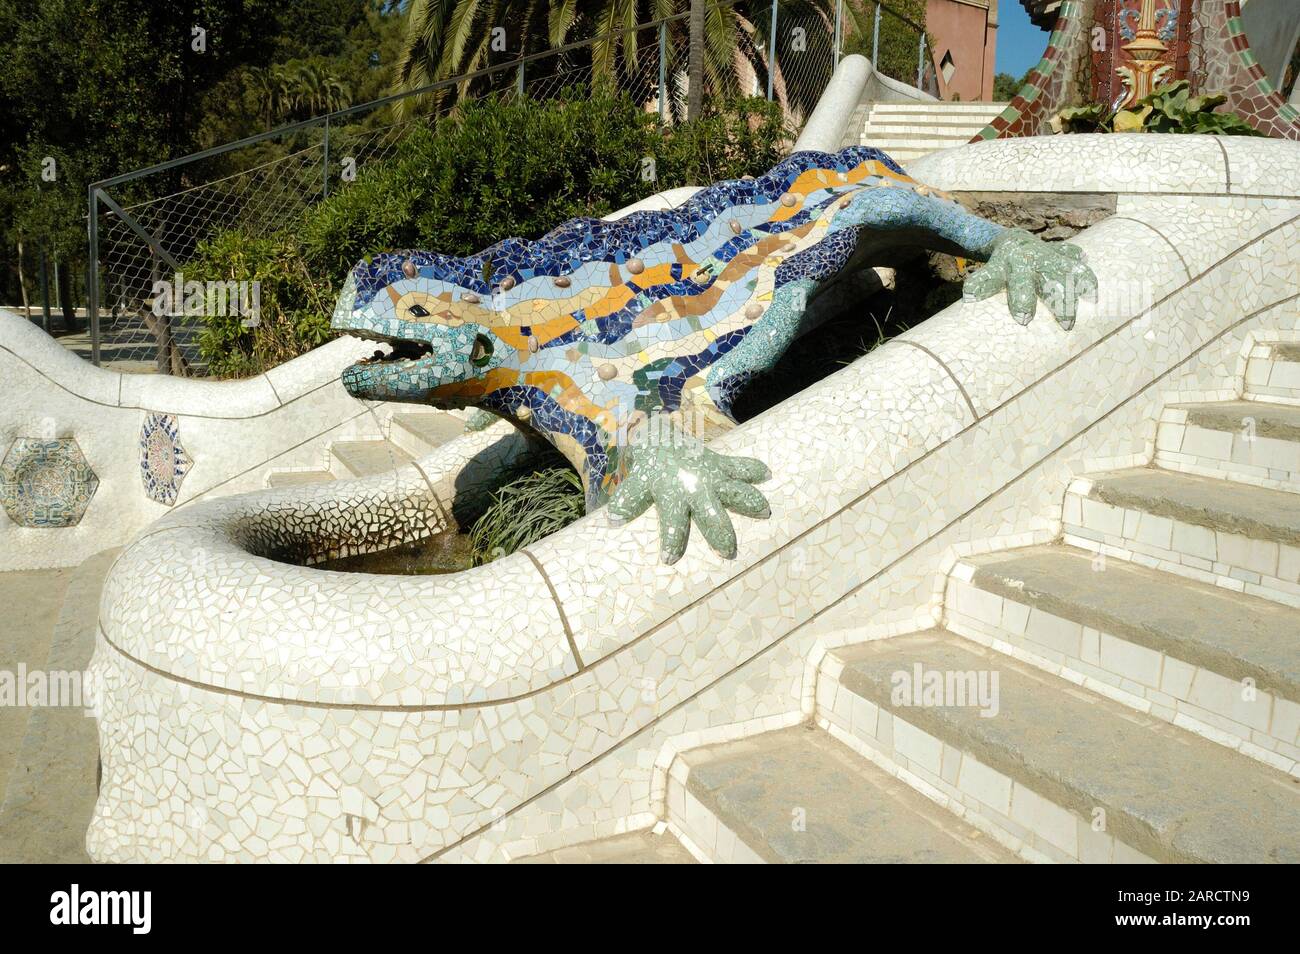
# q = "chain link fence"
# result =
<box><xmin>86</xmin><ymin>0</ymin><xmax>930</xmax><ymax>376</ymax></box>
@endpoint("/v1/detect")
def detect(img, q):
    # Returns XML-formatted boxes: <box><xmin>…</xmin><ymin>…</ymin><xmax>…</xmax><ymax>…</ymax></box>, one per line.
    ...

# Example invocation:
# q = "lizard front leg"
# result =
<box><xmin>608</xmin><ymin>416</ymin><xmax>771</xmax><ymax>564</ymax></box>
<box><xmin>829</xmin><ymin>186</ymin><xmax>1098</xmax><ymax>329</ymax></box>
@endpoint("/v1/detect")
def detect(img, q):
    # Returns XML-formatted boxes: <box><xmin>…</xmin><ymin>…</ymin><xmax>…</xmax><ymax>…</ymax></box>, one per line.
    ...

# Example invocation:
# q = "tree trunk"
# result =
<box><xmin>15</xmin><ymin>241</ymin><xmax>31</xmax><ymax>321</ymax></box>
<box><xmin>56</xmin><ymin>260</ymin><xmax>79</xmax><ymax>334</ymax></box>
<box><xmin>687</xmin><ymin>0</ymin><xmax>705</xmax><ymax>122</ymax></box>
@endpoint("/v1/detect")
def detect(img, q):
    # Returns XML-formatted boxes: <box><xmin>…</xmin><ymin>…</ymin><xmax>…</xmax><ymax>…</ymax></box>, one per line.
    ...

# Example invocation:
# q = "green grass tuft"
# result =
<box><xmin>469</xmin><ymin>466</ymin><xmax>586</xmax><ymax>565</ymax></box>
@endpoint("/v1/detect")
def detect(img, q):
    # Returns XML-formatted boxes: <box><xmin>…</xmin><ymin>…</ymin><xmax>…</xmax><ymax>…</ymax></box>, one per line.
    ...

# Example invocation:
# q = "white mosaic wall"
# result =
<box><xmin>87</xmin><ymin>134</ymin><xmax>1300</xmax><ymax>862</ymax></box>
<box><xmin>0</xmin><ymin>321</ymin><xmax>383</xmax><ymax>571</ymax></box>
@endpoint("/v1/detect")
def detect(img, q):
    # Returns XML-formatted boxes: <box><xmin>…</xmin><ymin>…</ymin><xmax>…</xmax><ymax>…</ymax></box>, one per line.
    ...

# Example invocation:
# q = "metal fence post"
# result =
<box><xmin>86</xmin><ymin>185</ymin><xmax>100</xmax><ymax>366</ymax></box>
<box><xmin>766</xmin><ymin>0</ymin><xmax>778</xmax><ymax>100</ymax></box>
<box><xmin>322</xmin><ymin>115</ymin><xmax>330</xmax><ymax>200</ymax></box>
<box><xmin>917</xmin><ymin>31</ymin><xmax>926</xmax><ymax>90</ymax></box>
<box><xmin>873</xmin><ymin>3</ymin><xmax>883</xmax><ymax>67</ymax></box>
<box><xmin>834</xmin><ymin>0</ymin><xmax>843</xmax><ymax>67</ymax></box>
<box><xmin>658</xmin><ymin>21</ymin><xmax>667</xmax><ymax>120</ymax></box>
<box><xmin>517</xmin><ymin>60</ymin><xmax>525</xmax><ymax>97</ymax></box>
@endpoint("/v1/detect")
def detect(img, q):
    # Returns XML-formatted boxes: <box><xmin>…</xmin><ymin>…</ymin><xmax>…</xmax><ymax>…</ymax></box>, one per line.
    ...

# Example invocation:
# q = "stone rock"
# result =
<box><xmin>1039</xmin><ymin>225</ymin><xmax>1078</xmax><ymax>242</ymax></box>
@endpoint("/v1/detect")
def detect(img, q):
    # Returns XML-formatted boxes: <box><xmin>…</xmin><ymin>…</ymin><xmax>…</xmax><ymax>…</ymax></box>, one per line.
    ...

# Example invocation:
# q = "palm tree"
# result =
<box><xmin>687</xmin><ymin>0</ymin><xmax>703</xmax><ymax>119</ymax></box>
<box><xmin>390</xmin><ymin>0</ymin><xmax>800</xmax><ymax>119</ymax></box>
<box><xmin>294</xmin><ymin>62</ymin><xmax>352</xmax><ymax>115</ymax></box>
<box><xmin>248</xmin><ymin>61</ymin><xmax>353</xmax><ymax>124</ymax></box>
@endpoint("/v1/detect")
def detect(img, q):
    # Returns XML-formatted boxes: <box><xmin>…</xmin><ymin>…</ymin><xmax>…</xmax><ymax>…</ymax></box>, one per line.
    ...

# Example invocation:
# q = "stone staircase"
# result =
<box><xmin>265</xmin><ymin>409</ymin><xmax>466</xmax><ymax>487</ymax></box>
<box><xmin>524</xmin><ymin>340</ymin><xmax>1300</xmax><ymax>863</ymax></box>
<box><xmin>860</xmin><ymin>101</ymin><xmax>1008</xmax><ymax>165</ymax></box>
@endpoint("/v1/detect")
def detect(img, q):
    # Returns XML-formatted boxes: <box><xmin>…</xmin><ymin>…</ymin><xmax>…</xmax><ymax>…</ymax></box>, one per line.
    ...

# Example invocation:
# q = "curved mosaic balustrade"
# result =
<box><xmin>0</xmin><ymin>318</ymin><xmax>381</xmax><ymax>571</ymax></box>
<box><xmin>87</xmin><ymin>136</ymin><xmax>1300</xmax><ymax>861</ymax></box>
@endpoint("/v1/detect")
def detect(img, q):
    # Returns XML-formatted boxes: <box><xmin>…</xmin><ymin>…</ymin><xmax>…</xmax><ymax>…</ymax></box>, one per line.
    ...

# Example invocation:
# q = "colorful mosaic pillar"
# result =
<box><xmin>973</xmin><ymin>0</ymin><xmax>1299</xmax><ymax>140</ymax></box>
<box><xmin>1190</xmin><ymin>1</ymin><xmax>1300</xmax><ymax>138</ymax></box>
<box><xmin>971</xmin><ymin>0</ymin><xmax>1099</xmax><ymax>140</ymax></box>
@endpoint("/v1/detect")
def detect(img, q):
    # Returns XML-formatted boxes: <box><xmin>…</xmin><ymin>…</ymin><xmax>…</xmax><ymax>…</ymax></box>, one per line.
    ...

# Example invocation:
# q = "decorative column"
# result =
<box><xmin>1116</xmin><ymin>0</ymin><xmax>1173</xmax><ymax>105</ymax></box>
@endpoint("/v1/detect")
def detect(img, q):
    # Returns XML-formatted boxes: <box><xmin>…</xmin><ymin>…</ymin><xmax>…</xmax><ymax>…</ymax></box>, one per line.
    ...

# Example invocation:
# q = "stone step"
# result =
<box><xmin>869</xmin><ymin>102</ymin><xmax>1008</xmax><ymax>115</ymax></box>
<box><xmin>1063</xmin><ymin>466</ymin><xmax>1300</xmax><ymax>606</ymax></box>
<box><xmin>1244</xmin><ymin>340</ymin><xmax>1300</xmax><ymax>405</ymax></box>
<box><xmin>863</xmin><ymin>128</ymin><xmax>977</xmax><ymax>141</ymax></box>
<box><xmin>946</xmin><ymin>544</ymin><xmax>1300</xmax><ymax>769</ymax></box>
<box><xmin>862</xmin><ymin>136</ymin><xmax>974</xmax><ymax>152</ymax></box>
<box><xmin>512</xmin><ymin>829</ymin><xmax>695</xmax><ymax>864</ymax></box>
<box><xmin>328</xmin><ymin>439</ymin><xmax>412</xmax><ymax>478</ymax></box>
<box><xmin>863</xmin><ymin>118</ymin><xmax>993</xmax><ymax>129</ymax></box>
<box><xmin>667</xmin><ymin>725</ymin><xmax>1018</xmax><ymax>863</ymax></box>
<box><xmin>1156</xmin><ymin>400</ymin><xmax>1300</xmax><ymax>491</ymax></box>
<box><xmin>821</xmin><ymin>629</ymin><xmax>1300</xmax><ymax>863</ymax></box>
<box><xmin>864</xmin><ymin>122</ymin><xmax>995</xmax><ymax>137</ymax></box>
<box><xmin>390</xmin><ymin>411</ymin><xmax>465</xmax><ymax>459</ymax></box>
<box><xmin>865</xmin><ymin>147</ymin><xmax>937</xmax><ymax>164</ymax></box>
<box><xmin>863</xmin><ymin>146</ymin><xmax>965</xmax><ymax>165</ymax></box>
<box><xmin>266</xmin><ymin>470</ymin><xmax>334</xmax><ymax>488</ymax></box>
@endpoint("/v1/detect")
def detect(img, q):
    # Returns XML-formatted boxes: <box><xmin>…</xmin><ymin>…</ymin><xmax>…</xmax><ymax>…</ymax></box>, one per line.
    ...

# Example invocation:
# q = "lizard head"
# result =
<box><xmin>330</xmin><ymin>251</ymin><xmax>510</xmax><ymax>406</ymax></box>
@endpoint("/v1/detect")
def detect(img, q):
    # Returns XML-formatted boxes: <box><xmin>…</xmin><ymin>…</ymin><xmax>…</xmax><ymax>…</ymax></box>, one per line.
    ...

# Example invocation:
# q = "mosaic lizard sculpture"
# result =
<box><xmin>331</xmin><ymin>146</ymin><xmax>1095</xmax><ymax>563</ymax></box>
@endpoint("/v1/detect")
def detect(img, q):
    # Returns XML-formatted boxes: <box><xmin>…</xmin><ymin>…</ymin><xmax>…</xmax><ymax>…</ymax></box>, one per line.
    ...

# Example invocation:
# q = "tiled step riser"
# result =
<box><xmin>663</xmin><ymin>768</ymin><xmax>765</xmax><ymax>864</ymax></box>
<box><xmin>860</xmin><ymin>146</ymin><xmax>956</xmax><ymax>163</ymax></box>
<box><xmin>861</xmin><ymin>148</ymin><xmax>934</xmax><ymax>162</ymax></box>
<box><xmin>1063</xmin><ymin>487</ymin><xmax>1300</xmax><ymax>608</ymax></box>
<box><xmin>1155</xmin><ymin>411</ymin><xmax>1300</xmax><ymax>492</ymax></box>
<box><xmin>814</xmin><ymin>659</ymin><xmax>1156</xmax><ymax>864</ymax></box>
<box><xmin>389</xmin><ymin>422</ymin><xmax>432</xmax><ymax>460</ymax></box>
<box><xmin>864</xmin><ymin>124</ymin><xmax>991</xmax><ymax>136</ymax></box>
<box><xmin>328</xmin><ymin>440</ymin><xmax>412</xmax><ymax>478</ymax></box>
<box><xmin>861</xmin><ymin>139</ymin><xmax>976</xmax><ymax>153</ymax></box>
<box><xmin>868</xmin><ymin>104</ymin><xmax>1009</xmax><ymax>116</ymax></box>
<box><xmin>389</xmin><ymin>411</ymin><xmax>466</xmax><ymax>459</ymax></box>
<box><xmin>1244</xmin><ymin>349</ymin><xmax>1300</xmax><ymax>405</ymax></box>
<box><xmin>266</xmin><ymin>470</ymin><xmax>333</xmax><ymax>488</ymax></box>
<box><xmin>329</xmin><ymin>452</ymin><xmax>361</xmax><ymax>479</ymax></box>
<box><xmin>943</xmin><ymin>572</ymin><xmax>1300</xmax><ymax>772</ymax></box>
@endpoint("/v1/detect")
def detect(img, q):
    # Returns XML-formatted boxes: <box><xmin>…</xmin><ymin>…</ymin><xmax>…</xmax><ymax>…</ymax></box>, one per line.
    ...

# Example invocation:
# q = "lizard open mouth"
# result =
<box><xmin>356</xmin><ymin>339</ymin><xmax>433</xmax><ymax>365</ymax></box>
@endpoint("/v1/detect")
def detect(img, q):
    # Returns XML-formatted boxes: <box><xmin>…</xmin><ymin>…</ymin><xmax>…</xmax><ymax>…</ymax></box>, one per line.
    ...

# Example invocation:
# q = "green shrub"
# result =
<box><xmin>184</xmin><ymin>230</ymin><xmax>336</xmax><ymax>378</ymax></box>
<box><xmin>653</xmin><ymin>98</ymin><xmax>790</xmax><ymax>187</ymax></box>
<box><xmin>300</xmin><ymin>90</ymin><xmax>789</xmax><ymax>276</ymax></box>
<box><xmin>1052</xmin><ymin>81</ymin><xmax>1264</xmax><ymax>136</ymax></box>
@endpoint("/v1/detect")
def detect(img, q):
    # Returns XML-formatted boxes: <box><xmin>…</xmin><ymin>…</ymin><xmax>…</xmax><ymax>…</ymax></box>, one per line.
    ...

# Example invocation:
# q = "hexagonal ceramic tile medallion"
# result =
<box><xmin>140</xmin><ymin>412</ymin><xmax>191</xmax><ymax>506</ymax></box>
<box><xmin>0</xmin><ymin>438</ymin><xmax>99</xmax><ymax>528</ymax></box>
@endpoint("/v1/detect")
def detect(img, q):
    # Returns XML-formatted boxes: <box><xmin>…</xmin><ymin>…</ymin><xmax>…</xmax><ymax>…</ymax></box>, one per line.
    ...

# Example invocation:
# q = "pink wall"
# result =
<box><xmin>926</xmin><ymin>0</ymin><xmax>999</xmax><ymax>100</ymax></box>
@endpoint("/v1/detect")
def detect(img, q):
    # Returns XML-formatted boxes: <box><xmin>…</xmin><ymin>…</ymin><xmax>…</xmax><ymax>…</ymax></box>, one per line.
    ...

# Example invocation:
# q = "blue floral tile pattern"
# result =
<box><xmin>140</xmin><ymin>412</ymin><xmax>191</xmax><ymax>506</ymax></box>
<box><xmin>0</xmin><ymin>438</ymin><xmax>99</xmax><ymax>528</ymax></box>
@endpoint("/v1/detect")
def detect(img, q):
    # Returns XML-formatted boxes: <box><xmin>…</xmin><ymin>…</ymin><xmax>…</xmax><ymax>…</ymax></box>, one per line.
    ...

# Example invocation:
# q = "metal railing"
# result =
<box><xmin>84</xmin><ymin>0</ymin><xmax>928</xmax><ymax>375</ymax></box>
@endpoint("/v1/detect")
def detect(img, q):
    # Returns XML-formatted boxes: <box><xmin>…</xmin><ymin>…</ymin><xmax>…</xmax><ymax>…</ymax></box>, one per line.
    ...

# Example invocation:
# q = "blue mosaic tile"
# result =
<box><xmin>0</xmin><ymin>438</ymin><xmax>98</xmax><ymax>528</ymax></box>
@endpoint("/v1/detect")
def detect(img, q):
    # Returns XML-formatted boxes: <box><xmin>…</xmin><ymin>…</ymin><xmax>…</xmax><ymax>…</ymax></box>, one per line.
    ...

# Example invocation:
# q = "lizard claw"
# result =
<box><xmin>608</xmin><ymin>419</ymin><xmax>770</xmax><ymax>564</ymax></box>
<box><xmin>963</xmin><ymin>229</ymin><xmax>1096</xmax><ymax>330</ymax></box>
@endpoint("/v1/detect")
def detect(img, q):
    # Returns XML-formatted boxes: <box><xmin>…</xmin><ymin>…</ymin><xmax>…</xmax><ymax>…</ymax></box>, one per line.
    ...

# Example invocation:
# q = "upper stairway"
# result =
<box><xmin>860</xmin><ymin>101</ymin><xmax>1008</xmax><ymax>164</ymax></box>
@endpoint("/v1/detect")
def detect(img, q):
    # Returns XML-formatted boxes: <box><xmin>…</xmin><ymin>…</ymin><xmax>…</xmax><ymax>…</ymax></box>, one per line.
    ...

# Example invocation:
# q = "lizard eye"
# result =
<box><xmin>470</xmin><ymin>334</ymin><xmax>494</xmax><ymax>367</ymax></box>
<box><xmin>407</xmin><ymin>304</ymin><xmax>431</xmax><ymax>318</ymax></box>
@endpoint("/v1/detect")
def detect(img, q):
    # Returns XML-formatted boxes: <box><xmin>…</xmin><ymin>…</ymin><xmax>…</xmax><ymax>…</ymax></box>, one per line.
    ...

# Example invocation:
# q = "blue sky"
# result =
<box><xmin>996</xmin><ymin>2</ymin><xmax>1051</xmax><ymax>79</ymax></box>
